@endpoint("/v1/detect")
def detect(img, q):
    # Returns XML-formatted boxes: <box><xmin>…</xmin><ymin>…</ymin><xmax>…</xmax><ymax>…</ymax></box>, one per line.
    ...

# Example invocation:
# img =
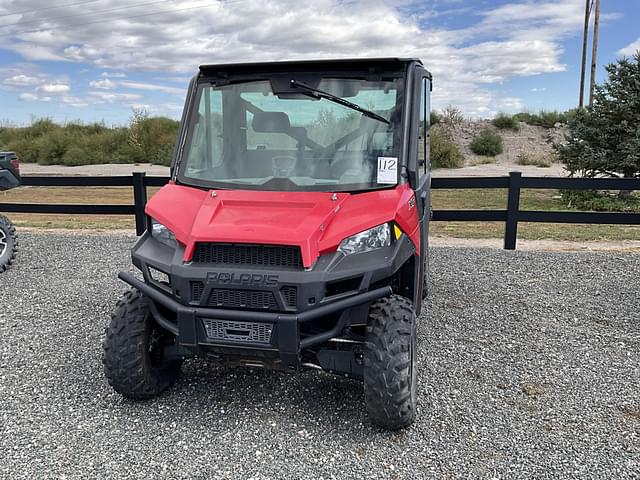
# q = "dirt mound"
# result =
<box><xmin>436</xmin><ymin>120</ymin><xmax>568</xmax><ymax>167</ymax></box>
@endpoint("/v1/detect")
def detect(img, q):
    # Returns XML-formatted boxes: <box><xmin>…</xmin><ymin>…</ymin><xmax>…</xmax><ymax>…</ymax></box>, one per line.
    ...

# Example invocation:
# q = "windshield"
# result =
<box><xmin>177</xmin><ymin>76</ymin><xmax>404</xmax><ymax>192</ymax></box>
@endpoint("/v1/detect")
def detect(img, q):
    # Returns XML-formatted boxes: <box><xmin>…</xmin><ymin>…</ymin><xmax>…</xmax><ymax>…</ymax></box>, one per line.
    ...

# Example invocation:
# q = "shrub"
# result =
<box><xmin>561</xmin><ymin>189</ymin><xmax>640</xmax><ymax>213</ymax></box>
<box><xmin>35</xmin><ymin>129</ymin><xmax>70</xmax><ymax>165</ymax></box>
<box><xmin>29</xmin><ymin>118</ymin><xmax>57</xmax><ymax>137</ymax></box>
<box><xmin>430</xmin><ymin>110</ymin><xmax>442</xmax><ymax>126</ymax></box>
<box><xmin>62</xmin><ymin>146</ymin><xmax>89</xmax><ymax>166</ymax></box>
<box><xmin>0</xmin><ymin>111</ymin><xmax>179</xmax><ymax>166</ymax></box>
<box><xmin>536</xmin><ymin>110</ymin><xmax>566</xmax><ymax>128</ymax></box>
<box><xmin>513</xmin><ymin>110</ymin><xmax>572</xmax><ymax>128</ymax></box>
<box><xmin>492</xmin><ymin>113</ymin><xmax>518</xmax><ymax>130</ymax></box>
<box><xmin>441</xmin><ymin>105</ymin><xmax>464</xmax><ymax>126</ymax></box>
<box><xmin>469</xmin><ymin>129</ymin><xmax>503</xmax><ymax>156</ymax></box>
<box><xmin>515</xmin><ymin>152</ymin><xmax>554</xmax><ymax>168</ymax></box>
<box><xmin>430</xmin><ymin>129</ymin><xmax>464</xmax><ymax>168</ymax></box>
<box><xmin>127</xmin><ymin>109</ymin><xmax>179</xmax><ymax>165</ymax></box>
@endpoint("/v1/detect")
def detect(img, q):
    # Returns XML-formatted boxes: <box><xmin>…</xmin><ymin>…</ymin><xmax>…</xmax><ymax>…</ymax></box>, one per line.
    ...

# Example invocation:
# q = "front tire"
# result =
<box><xmin>0</xmin><ymin>215</ymin><xmax>17</xmax><ymax>273</ymax></box>
<box><xmin>103</xmin><ymin>289</ymin><xmax>182</xmax><ymax>399</ymax></box>
<box><xmin>364</xmin><ymin>295</ymin><xmax>418</xmax><ymax>430</ymax></box>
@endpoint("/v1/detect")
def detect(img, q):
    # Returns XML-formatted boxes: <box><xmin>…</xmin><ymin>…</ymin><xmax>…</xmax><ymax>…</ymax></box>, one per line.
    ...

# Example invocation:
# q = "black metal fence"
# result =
<box><xmin>0</xmin><ymin>171</ymin><xmax>638</xmax><ymax>249</ymax></box>
<box><xmin>432</xmin><ymin>172</ymin><xmax>640</xmax><ymax>248</ymax></box>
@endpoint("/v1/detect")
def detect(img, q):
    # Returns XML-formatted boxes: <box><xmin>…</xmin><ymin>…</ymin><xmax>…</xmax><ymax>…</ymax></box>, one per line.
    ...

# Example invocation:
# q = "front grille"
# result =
<box><xmin>192</xmin><ymin>243</ymin><xmax>303</xmax><ymax>269</ymax></box>
<box><xmin>202</xmin><ymin>319</ymin><xmax>273</xmax><ymax>344</ymax></box>
<box><xmin>206</xmin><ymin>289</ymin><xmax>277</xmax><ymax>310</ymax></box>
<box><xmin>281</xmin><ymin>286</ymin><xmax>297</xmax><ymax>308</ymax></box>
<box><xmin>191</xmin><ymin>281</ymin><xmax>205</xmax><ymax>302</ymax></box>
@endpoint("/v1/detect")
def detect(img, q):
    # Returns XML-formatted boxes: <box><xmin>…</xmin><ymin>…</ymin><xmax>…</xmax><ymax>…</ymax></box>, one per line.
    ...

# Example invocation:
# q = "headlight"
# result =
<box><xmin>150</xmin><ymin>219</ymin><xmax>178</xmax><ymax>248</ymax></box>
<box><xmin>338</xmin><ymin>224</ymin><xmax>391</xmax><ymax>255</ymax></box>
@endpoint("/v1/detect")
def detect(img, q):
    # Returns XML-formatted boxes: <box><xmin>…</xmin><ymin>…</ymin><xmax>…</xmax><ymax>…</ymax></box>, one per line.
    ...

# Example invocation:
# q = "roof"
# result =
<box><xmin>199</xmin><ymin>58</ymin><xmax>429</xmax><ymax>77</ymax></box>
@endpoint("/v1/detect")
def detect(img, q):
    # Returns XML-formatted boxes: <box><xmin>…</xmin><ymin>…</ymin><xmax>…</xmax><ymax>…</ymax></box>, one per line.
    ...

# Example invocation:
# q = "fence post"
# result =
<box><xmin>504</xmin><ymin>171</ymin><xmax>522</xmax><ymax>250</ymax></box>
<box><xmin>132</xmin><ymin>172</ymin><xmax>147</xmax><ymax>236</ymax></box>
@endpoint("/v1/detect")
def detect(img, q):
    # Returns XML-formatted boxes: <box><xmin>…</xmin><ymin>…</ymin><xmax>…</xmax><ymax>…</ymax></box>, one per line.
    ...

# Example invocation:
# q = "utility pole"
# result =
<box><xmin>578</xmin><ymin>0</ymin><xmax>591</xmax><ymax>108</ymax></box>
<box><xmin>588</xmin><ymin>0</ymin><xmax>601</xmax><ymax>107</ymax></box>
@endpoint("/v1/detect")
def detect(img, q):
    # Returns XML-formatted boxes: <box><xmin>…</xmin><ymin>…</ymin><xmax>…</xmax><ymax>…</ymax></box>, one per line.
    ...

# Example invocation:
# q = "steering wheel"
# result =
<box><xmin>272</xmin><ymin>155</ymin><xmax>297</xmax><ymax>177</ymax></box>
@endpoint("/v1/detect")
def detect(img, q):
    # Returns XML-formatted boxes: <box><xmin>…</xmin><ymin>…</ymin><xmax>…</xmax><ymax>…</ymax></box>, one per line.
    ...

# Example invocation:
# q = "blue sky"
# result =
<box><xmin>0</xmin><ymin>0</ymin><xmax>638</xmax><ymax>126</ymax></box>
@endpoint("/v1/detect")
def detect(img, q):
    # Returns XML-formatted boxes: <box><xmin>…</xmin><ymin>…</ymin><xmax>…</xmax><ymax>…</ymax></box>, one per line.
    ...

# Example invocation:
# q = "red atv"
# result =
<box><xmin>104</xmin><ymin>58</ymin><xmax>432</xmax><ymax>429</ymax></box>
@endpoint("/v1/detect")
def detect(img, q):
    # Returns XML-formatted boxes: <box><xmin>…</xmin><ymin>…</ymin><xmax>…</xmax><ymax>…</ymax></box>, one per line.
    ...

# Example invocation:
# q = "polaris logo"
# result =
<box><xmin>206</xmin><ymin>272</ymin><xmax>279</xmax><ymax>287</ymax></box>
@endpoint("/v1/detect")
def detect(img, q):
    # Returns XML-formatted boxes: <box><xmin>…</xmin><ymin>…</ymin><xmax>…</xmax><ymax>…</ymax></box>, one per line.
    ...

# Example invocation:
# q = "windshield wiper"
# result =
<box><xmin>290</xmin><ymin>79</ymin><xmax>390</xmax><ymax>125</ymax></box>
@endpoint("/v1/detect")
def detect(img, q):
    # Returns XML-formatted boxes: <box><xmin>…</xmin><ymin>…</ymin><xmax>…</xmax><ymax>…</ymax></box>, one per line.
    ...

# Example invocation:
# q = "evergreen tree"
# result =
<box><xmin>557</xmin><ymin>52</ymin><xmax>640</xmax><ymax>186</ymax></box>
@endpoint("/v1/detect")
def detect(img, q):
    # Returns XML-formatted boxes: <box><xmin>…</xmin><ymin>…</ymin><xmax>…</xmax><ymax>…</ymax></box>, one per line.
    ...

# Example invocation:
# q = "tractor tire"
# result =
<box><xmin>363</xmin><ymin>294</ymin><xmax>418</xmax><ymax>430</ymax></box>
<box><xmin>0</xmin><ymin>215</ymin><xmax>17</xmax><ymax>273</ymax></box>
<box><xmin>103</xmin><ymin>288</ymin><xmax>182</xmax><ymax>399</ymax></box>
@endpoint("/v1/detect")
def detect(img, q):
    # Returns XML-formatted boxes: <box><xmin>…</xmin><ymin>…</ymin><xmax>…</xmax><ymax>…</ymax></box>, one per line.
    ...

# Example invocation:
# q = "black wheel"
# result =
<box><xmin>0</xmin><ymin>214</ymin><xmax>17</xmax><ymax>273</ymax></box>
<box><xmin>103</xmin><ymin>289</ymin><xmax>182</xmax><ymax>399</ymax></box>
<box><xmin>363</xmin><ymin>294</ymin><xmax>418</xmax><ymax>430</ymax></box>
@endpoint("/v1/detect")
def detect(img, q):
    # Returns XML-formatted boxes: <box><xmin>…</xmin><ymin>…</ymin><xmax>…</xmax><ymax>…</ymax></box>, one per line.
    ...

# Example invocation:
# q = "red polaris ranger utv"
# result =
<box><xmin>104</xmin><ymin>58</ymin><xmax>432</xmax><ymax>429</ymax></box>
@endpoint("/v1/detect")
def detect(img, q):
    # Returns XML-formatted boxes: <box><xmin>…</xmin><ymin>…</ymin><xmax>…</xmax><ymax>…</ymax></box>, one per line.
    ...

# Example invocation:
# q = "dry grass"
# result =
<box><xmin>430</xmin><ymin>188</ymin><xmax>640</xmax><ymax>241</ymax></box>
<box><xmin>515</xmin><ymin>152</ymin><xmax>556</xmax><ymax>168</ymax></box>
<box><xmin>1</xmin><ymin>186</ymin><xmax>158</xmax><ymax>229</ymax></box>
<box><xmin>469</xmin><ymin>156</ymin><xmax>496</xmax><ymax>166</ymax></box>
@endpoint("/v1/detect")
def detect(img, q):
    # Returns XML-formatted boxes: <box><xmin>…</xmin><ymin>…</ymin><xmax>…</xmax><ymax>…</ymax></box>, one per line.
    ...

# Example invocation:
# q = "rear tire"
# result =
<box><xmin>103</xmin><ymin>289</ymin><xmax>182</xmax><ymax>399</ymax></box>
<box><xmin>0</xmin><ymin>215</ymin><xmax>17</xmax><ymax>273</ymax></box>
<box><xmin>364</xmin><ymin>294</ymin><xmax>418</xmax><ymax>430</ymax></box>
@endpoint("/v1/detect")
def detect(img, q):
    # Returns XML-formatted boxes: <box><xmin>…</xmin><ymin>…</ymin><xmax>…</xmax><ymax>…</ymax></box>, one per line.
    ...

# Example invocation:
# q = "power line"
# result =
<box><xmin>0</xmin><ymin>1</ymin><xmax>231</xmax><ymax>39</ymax></box>
<box><xmin>0</xmin><ymin>0</ymin><xmax>181</xmax><ymax>29</ymax></box>
<box><xmin>0</xmin><ymin>0</ymin><xmax>104</xmax><ymax>18</ymax></box>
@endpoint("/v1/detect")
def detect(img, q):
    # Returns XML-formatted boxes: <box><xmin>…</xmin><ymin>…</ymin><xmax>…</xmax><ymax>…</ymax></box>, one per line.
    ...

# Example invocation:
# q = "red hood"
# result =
<box><xmin>146</xmin><ymin>183</ymin><xmax>419</xmax><ymax>268</ymax></box>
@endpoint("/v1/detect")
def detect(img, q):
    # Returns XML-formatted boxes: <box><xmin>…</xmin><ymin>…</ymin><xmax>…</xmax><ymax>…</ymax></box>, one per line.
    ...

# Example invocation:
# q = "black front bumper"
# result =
<box><xmin>121</xmin><ymin>231</ymin><xmax>416</xmax><ymax>366</ymax></box>
<box><xmin>119</xmin><ymin>271</ymin><xmax>391</xmax><ymax>365</ymax></box>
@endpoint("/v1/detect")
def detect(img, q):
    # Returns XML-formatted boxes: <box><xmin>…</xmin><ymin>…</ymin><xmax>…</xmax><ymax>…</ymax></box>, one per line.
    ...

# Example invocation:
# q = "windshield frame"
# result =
<box><xmin>174</xmin><ymin>69</ymin><xmax>408</xmax><ymax>193</ymax></box>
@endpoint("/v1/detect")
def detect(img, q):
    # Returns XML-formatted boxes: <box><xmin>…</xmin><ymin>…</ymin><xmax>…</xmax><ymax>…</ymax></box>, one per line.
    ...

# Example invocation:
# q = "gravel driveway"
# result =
<box><xmin>1</xmin><ymin>233</ymin><xmax>639</xmax><ymax>479</ymax></box>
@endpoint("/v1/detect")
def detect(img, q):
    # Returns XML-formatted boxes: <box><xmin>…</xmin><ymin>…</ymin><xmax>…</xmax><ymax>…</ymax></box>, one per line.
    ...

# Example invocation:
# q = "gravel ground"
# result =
<box><xmin>1</xmin><ymin>233</ymin><xmax>639</xmax><ymax>479</ymax></box>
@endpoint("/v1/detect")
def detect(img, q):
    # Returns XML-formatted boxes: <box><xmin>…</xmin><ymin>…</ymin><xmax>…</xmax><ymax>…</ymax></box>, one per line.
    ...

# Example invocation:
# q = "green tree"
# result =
<box><xmin>557</xmin><ymin>52</ymin><xmax>640</xmax><ymax>188</ymax></box>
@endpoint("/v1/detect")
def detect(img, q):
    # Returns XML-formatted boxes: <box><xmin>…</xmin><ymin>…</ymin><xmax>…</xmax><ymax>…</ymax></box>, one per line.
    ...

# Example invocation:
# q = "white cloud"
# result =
<box><xmin>618</xmin><ymin>38</ymin><xmax>640</xmax><ymax>56</ymax></box>
<box><xmin>3</xmin><ymin>74</ymin><xmax>42</xmax><ymax>86</ymax></box>
<box><xmin>89</xmin><ymin>91</ymin><xmax>142</xmax><ymax>103</ymax></box>
<box><xmin>18</xmin><ymin>92</ymin><xmax>39</xmax><ymax>101</ymax></box>
<box><xmin>100</xmin><ymin>71</ymin><xmax>127</xmax><ymax>78</ymax></box>
<box><xmin>87</xmin><ymin>78</ymin><xmax>185</xmax><ymax>95</ymax></box>
<box><xmin>130</xmin><ymin>102</ymin><xmax>183</xmax><ymax>115</ymax></box>
<box><xmin>61</xmin><ymin>96</ymin><xmax>89</xmax><ymax>107</ymax></box>
<box><xmin>531</xmin><ymin>87</ymin><xmax>547</xmax><ymax>92</ymax></box>
<box><xmin>36</xmin><ymin>83</ymin><xmax>70</xmax><ymax>94</ymax></box>
<box><xmin>494</xmin><ymin>96</ymin><xmax>524</xmax><ymax>112</ymax></box>
<box><xmin>0</xmin><ymin>0</ymin><xmax>621</xmax><ymax>115</ymax></box>
<box><xmin>10</xmin><ymin>43</ymin><xmax>69</xmax><ymax>62</ymax></box>
<box><xmin>19</xmin><ymin>92</ymin><xmax>51</xmax><ymax>102</ymax></box>
<box><xmin>118</xmin><ymin>80</ymin><xmax>185</xmax><ymax>96</ymax></box>
<box><xmin>89</xmin><ymin>78</ymin><xmax>117</xmax><ymax>89</ymax></box>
